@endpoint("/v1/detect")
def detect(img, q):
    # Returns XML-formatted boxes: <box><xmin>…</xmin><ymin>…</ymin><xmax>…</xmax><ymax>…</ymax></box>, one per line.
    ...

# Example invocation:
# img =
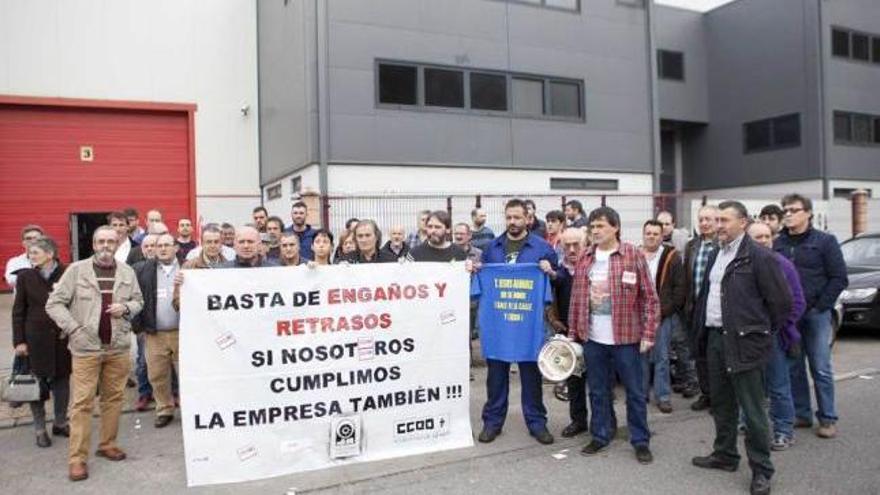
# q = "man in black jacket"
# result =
<box><xmin>691</xmin><ymin>201</ymin><xmax>792</xmax><ymax>495</ymax></box>
<box><xmin>640</xmin><ymin>220</ymin><xmax>686</xmax><ymax>413</ymax></box>
<box><xmin>133</xmin><ymin>234</ymin><xmax>181</xmax><ymax>428</ymax></box>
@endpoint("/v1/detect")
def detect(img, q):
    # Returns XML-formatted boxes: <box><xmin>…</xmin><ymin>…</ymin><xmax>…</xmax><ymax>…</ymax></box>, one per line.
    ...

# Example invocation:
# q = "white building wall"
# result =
<box><xmin>0</xmin><ymin>0</ymin><xmax>260</xmax><ymax>223</ymax></box>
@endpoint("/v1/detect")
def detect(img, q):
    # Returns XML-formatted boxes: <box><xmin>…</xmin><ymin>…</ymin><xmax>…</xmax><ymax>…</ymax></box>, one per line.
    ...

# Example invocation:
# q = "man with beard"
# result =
<box><xmin>252</xmin><ymin>206</ymin><xmax>269</xmax><ymax>233</ymax></box>
<box><xmin>470</xmin><ymin>208</ymin><xmax>495</xmax><ymax>251</ymax></box>
<box><xmin>284</xmin><ymin>201</ymin><xmax>317</xmax><ymax>260</ymax></box>
<box><xmin>46</xmin><ymin>226</ymin><xmax>144</xmax><ymax>481</ymax></box>
<box><xmin>477</xmin><ymin>199</ymin><xmax>558</xmax><ymax>446</ymax></box>
<box><xmin>408</xmin><ymin>211</ymin><xmax>467</xmax><ymax>262</ymax></box>
<box><xmin>174</xmin><ymin>218</ymin><xmax>197</xmax><ymax>263</ymax></box>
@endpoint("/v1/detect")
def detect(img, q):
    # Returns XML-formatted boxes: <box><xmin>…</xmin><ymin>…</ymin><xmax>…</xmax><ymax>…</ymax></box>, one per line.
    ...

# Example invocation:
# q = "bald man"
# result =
<box><xmin>221</xmin><ymin>226</ymin><xmax>279</xmax><ymax>268</ymax></box>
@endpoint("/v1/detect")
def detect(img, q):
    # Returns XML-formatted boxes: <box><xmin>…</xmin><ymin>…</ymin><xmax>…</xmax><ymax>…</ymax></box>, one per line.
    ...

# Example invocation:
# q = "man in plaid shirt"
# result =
<box><xmin>683</xmin><ymin>205</ymin><xmax>720</xmax><ymax>411</ymax></box>
<box><xmin>568</xmin><ymin>206</ymin><xmax>660</xmax><ymax>464</ymax></box>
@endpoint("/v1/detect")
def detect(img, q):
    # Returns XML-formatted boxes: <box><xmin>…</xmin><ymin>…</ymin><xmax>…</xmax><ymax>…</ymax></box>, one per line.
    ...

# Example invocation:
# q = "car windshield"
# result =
<box><xmin>841</xmin><ymin>237</ymin><xmax>880</xmax><ymax>268</ymax></box>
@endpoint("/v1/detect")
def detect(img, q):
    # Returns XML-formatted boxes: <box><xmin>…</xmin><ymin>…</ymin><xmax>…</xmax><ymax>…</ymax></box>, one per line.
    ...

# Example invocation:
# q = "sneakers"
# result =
<box><xmin>634</xmin><ymin>445</ymin><xmax>653</xmax><ymax>464</ymax></box>
<box><xmin>817</xmin><ymin>422</ymin><xmax>837</xmax><ymax>439</ymax></box>
<box><xmin>770</xmin><ymin>434</ymin><xmax>794</xmax><ymax>451</ymax></box>
<box><xmin>691</xmin><ymin>395</ymin><xmax>711</xmax><ymax>411</ymax></box>
<box><xmin>580</xmin><ymin>440</ymin><xmax>608</xmax><ymax>456</ymax></box>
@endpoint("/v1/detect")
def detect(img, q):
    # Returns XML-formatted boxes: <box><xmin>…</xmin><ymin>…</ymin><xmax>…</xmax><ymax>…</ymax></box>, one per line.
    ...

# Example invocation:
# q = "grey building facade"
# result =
<box><xmin>258</xmin><ymin>0</ymin><xmax>880</xmax><ymax>209</ymax></box>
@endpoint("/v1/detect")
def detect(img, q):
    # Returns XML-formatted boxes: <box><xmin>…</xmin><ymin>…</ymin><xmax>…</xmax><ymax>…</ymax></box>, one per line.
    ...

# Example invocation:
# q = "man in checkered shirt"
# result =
<box><xmin>568</xmin><ymin>206</ymin><xmax>660</xmax><ymax>465</ymax></box>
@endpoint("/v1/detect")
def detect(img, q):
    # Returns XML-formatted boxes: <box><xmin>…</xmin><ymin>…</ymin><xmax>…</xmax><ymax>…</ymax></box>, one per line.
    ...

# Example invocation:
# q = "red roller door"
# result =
<box><xmin>0</xmin><ymin>96</ymin><xmax>196</xmax><ymax>287</ymax></box>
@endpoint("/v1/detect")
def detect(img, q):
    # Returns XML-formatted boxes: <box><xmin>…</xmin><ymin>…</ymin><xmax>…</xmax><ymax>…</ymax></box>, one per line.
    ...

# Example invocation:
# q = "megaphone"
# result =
<box><xmin>537</xmin><ymin>335</ymin><xmax>584</xmax><ymax>382</ymax></box>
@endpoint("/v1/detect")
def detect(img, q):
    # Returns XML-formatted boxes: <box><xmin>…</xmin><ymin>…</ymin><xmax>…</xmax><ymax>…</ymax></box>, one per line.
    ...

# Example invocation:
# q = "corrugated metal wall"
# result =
<box><xmin>0</xmin><ymin>103</ymin><xmax>192</xmax><ymax>282</ymax></box>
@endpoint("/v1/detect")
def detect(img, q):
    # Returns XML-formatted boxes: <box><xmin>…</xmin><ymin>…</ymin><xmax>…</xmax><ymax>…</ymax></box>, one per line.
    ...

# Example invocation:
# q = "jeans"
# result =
<box><xmin>765</xmin><ymin>335</ymin><xmax>795</xmax><ymax>439</ymax></box>
<box><xmin>136</xmin><ymin>333</ymin><xmax>152</xmax><ymax>398</ymax></box>
<box><xmin>642</xmin><ymin>315</ymin><xmax>675</xmax><ymax>403</ymax></box>
<box><xmin>482</xmin><ymin>359</ymin><xmax>547</xmax><ymax>434</ymax></box>
<box><xmin>790</xmin><ymin>309</ymin><xmax>837</xmax><ymax>424</ymax></box>
<box><xmin>583</xmin><ymin>340</ymin><xmax>649</xmax><ymax>447</ymax></box>
<box><xmin>670</xmin><ymin>315</ymin><xmax>697</xmax><ymax>389</ymax></box>
<box><xmin>567</xmin><ymin>373</ymin><xmax>588</xmax><ymax>426</ymax></box>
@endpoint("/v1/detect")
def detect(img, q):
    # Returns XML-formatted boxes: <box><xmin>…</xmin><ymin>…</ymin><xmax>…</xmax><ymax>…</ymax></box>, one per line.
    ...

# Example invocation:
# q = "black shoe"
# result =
<box><xmin>580</xmin><ymin>440</ymin><xmax>608</xmax><ymax>456</ymax></box>
<box><xmin>477</xmin><ymin>428</ymin><xmax>501</xmax><ymax>443</ymax></box>
<box><xmin>154</xmin><ymin>415</ymin><xmax>174</xmax><ymax>428</ymax></box>
<box><xmin>36</xmin><ymin>431</ymin><xmax>52</xmax><ymax>448</ymax></box>
<box><xmin>561</xmin><ymin>422</ymin><xmax>588</xmax><ymax>438</ymax></box>
<box><xmin>681</xmin><ymin>386</ymin><xmax>699</xmax><ymax>399</ymax></box>
<box><xmin>750</xmin><ymin>472</ymin><xmax>772</xmax><ymax>495</ymax></box>
<box><xmin>635</xmin><ymin>445</ymin><xmax>653</xmax><ymax>464</ymax></box>
<box><xmin>672</xmin><ymin>383</ymin><xmax>685</xmax><ymax>393</ymax></box>
<box><xmin>692</xmin><ymin>455</ymin><xmax>738</xmax><ymax>472</ymax></box>
<box><xmin>531</xmin><ymin>428</ymin><xmax>554</xmax><ymax>445</ymax></box>
<box><xmin>691</xmin><ymin>396</ymin><xmax>711</xmax><ymax>411</ymax></box>
<box><xmin>52</xmin><ymin>425</ymin><xmax>70</xmax><ymax>437</ymax></box>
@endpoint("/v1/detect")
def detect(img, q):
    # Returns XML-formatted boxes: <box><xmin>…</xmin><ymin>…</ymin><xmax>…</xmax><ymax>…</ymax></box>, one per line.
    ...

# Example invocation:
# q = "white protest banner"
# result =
<box><xmin>178</xmin><ymin>262</ymin><xmax>473</xmax><ymax>486</ymax></box>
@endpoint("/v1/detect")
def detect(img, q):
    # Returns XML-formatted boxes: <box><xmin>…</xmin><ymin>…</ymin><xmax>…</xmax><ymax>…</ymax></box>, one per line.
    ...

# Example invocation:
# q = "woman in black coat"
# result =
<box><xmin>12</xmin><ymin>237</ymin><xmax>70</xmax><ymax>447</ymax></box>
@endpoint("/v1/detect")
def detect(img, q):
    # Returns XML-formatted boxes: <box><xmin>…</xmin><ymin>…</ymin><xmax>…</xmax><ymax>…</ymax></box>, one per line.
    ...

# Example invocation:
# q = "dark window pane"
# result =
<box><xmin>470</xmin><ymin>73</ymin><xmax>507</xmax><ymax>111</ymax></box>
<box><xmin>658</xmin><ymin>50</ymin><xmax>684</xmax><ymax>80</ymax></box>
<box><xmin>873</xmin><ymin>37</ymin><xmax>880</xmax><ymax>63</ymax></box>
<box><xmin>853</xmin><ymin>114</ymin><xmax>872</xmax><ymax>143</ymax></box>
<box><xmin>549</xmin><ymin>81</ymin><xmax>581</xmax><ymax>117</ymax></box>
<box><xmin>424</xmin><ymin>68</ymin><xmax>464</xmax><ymax>108</ymax></box>
<box><xmin>745</xmin><ymin>120</ymin><xmax>772</xmax><ymax>151</ymax></box>
<box><xmin>772</xmin><ymin>114</ymin><xmax>800</xmax><ymax>147</ymax></box>
<box><xmin>378</xmin><ymin>64</ymin><xmax>417</xmax><ymax>105</ymax></box>
<box><xmin>834</xmin><ymin>112</ymin><xmax>852</xmax><ymax>141</ymax></box>
<box><xmin>512</xmin><ymin>78</ymin><xmax>544</xmax><ymax>116</ymax></box>
<box><xmin>852</xmin><ymin>33</ymin><xmax>870</xmax><ymax>61</ymax></box>
<box><xmin>832</xmin><ymin>29</ymin><xmax>850</xmax><ymax>57</ymax></box>
<box><xmin>874</xmin><ymin>118</ymin><xmax>880</xmax><ymax>144</ymax></box>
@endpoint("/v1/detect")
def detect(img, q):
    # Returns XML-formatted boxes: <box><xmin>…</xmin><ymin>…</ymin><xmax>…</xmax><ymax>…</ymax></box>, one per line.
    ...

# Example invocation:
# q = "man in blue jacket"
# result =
<box><xmin>774</xmin><ymin>194</ymin><xmax>848</xmax><ymax>439</ymax></box>
<box><xmin>478</xmin><ymin>199</ymin><xmax>558</xmax><ymax>445</ymax></box>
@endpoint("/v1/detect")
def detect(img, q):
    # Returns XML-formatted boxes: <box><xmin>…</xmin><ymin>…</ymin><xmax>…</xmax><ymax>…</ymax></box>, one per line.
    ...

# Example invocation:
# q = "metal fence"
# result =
<box><xmin>323</xmin><ymin>192</ymin><xmax>876</xmax><ymax>243</ymax></box>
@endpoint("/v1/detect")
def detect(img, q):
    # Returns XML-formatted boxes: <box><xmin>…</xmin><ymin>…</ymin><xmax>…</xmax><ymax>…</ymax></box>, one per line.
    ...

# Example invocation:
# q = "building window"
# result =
<box><xmin>424</xmin><ymin>68</ymin><xmax>464</xmax><ymax>108</ymax></box>
<box><xmin>291</xmin><ymin>176</ymin><xmax>302</xmax><ymax>195</ymax></box>
<box><xmin>512</xmin><ymin>78</ymin><xmax>545</xmax><ymax>116</ymax></box>
<box><xmin>834</xmin><ymin>110</ymin><xmax>880</xmax><ymax>146</ymax></box>
<box><xmin>378</xmin><ymin>64</ymin><xmax>417</xmax><ymax>105</ymax></box>
<box><xmin>497</xmin><ymin>0</ymin><xmax>580</xmax><ymax>12</ymax></box>
<box><xmin>743</xmin><ymin>113</ymin><xmax>801</xmax><ymax>153</ymax></box>
<box><xmin>834</xmin><ymin>188</ymin><xmax>872</xmax><ymax>199</ymax></box>
<box><xmin>550</xmin><ymin>178</ymin><xmax>619</xmax><ymax>191</ymax></box>
<box><xmin>657</xmin><ymin>50</ymin><xmax>685</xmax><ymax>81</ymax></box>
<box><xmin>831</xmin><ymin>27</ymin><xmax>880</xmax><ymax>65</ymax></box>
<box><xmin>266</xmin><ymin>184</ymin><xmax>282</xmax><ymax>201</ymax></box>
<box><xmin>832</xmin><ymin>28</ymin><xmax>850</xmax><ymax>57</ymax></box>
<box><xmin>377</xmin><ymin>60</ymin><xmax>584</xmax><ymax>121</ymax></box>
<box><xmin>470</xmin><ymin>72</ymin><xmax>508</xmax><ymax>111</ymax></box>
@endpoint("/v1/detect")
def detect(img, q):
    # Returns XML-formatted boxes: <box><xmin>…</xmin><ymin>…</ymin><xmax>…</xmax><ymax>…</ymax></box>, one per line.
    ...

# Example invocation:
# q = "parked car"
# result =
<box><xmin>836</xmin><ymin>233</ymin><xmax>880</xmax><ymax>337</ymax></box>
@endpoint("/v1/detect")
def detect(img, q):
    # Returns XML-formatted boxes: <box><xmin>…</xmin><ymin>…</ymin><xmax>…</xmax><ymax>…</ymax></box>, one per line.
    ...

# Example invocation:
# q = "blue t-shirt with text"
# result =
<box><xmin>471</xmin><ymin>263</ymin><xmax>553</xmax><ymax>362</ymax></box>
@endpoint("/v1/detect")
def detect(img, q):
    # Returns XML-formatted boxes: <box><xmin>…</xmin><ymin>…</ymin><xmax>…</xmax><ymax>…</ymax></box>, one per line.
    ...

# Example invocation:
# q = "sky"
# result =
<box><xmin>655</xmin><ymin>0</ymin><xmax>738</xmax><ymax>12</ymax></box>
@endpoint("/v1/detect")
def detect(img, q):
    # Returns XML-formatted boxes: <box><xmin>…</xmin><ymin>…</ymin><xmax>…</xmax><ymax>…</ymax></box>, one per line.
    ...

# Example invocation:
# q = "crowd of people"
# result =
<box><xmin>5</xmin><ymin>194</ymin><xmax>848</xmax><ymax>494</ymax></box>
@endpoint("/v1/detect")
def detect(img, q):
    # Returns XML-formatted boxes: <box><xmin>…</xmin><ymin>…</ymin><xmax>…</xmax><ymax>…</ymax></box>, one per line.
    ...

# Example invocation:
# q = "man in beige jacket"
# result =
<box><xmin>46</xmin><ymin>226</ymin><xmax>144</xmax><ymax>482</ymax></box>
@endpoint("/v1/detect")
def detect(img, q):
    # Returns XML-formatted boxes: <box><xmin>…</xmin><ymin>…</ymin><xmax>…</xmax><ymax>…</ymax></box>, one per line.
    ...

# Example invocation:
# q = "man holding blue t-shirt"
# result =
<box><xmin>475</xmin><ymin>199</ymin><xmax>558</xmax><ymax>446</ymax></box>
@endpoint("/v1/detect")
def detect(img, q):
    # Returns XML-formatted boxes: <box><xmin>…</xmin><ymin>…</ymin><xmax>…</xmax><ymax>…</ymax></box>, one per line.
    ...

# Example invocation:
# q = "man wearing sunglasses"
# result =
<box><xmin>773</xmin><ymin>194</ymin><xmax>848</xmax><ymax>439</ymax></box>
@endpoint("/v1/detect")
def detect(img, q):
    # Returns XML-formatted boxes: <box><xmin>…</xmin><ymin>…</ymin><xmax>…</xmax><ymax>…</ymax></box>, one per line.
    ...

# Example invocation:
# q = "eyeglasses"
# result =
<box><xmin>783</xmin><ymin>207</ymin><xmax>805</xmax><ymax>215</ymax></box>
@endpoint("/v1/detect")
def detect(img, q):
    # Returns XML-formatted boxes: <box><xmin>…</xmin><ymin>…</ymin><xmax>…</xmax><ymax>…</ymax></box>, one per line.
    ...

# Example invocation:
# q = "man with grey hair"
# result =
<box><xmin>133</xmin><ymin>233</ymin><xmax>182</xmax><ymax>428</ymax></box>
<box><xmin>46</xmin><ymin>226</ymin><xmax>144</xmax><ymax>482</ymax></box>
<box><xmin>185</xmin><ymin>224</ymin><xmax>235</xmax><ymax>263</ymax></box>
<box><xmin>683</xmin><ymin>204</ymin><xmax>720</xmax><ymax>410</ymax></box>
<box><xmin>222</xmin><ymin>225</ymin><xmax>279</xmax><ymax>268</ymax></box>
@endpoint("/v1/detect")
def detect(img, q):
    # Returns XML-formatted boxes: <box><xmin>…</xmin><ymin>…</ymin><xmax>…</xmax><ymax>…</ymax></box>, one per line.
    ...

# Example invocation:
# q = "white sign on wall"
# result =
<box><xmin>178</xmin><ymin>263</ymin><xmax>473</xmax><ymax>486</ymax></box>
